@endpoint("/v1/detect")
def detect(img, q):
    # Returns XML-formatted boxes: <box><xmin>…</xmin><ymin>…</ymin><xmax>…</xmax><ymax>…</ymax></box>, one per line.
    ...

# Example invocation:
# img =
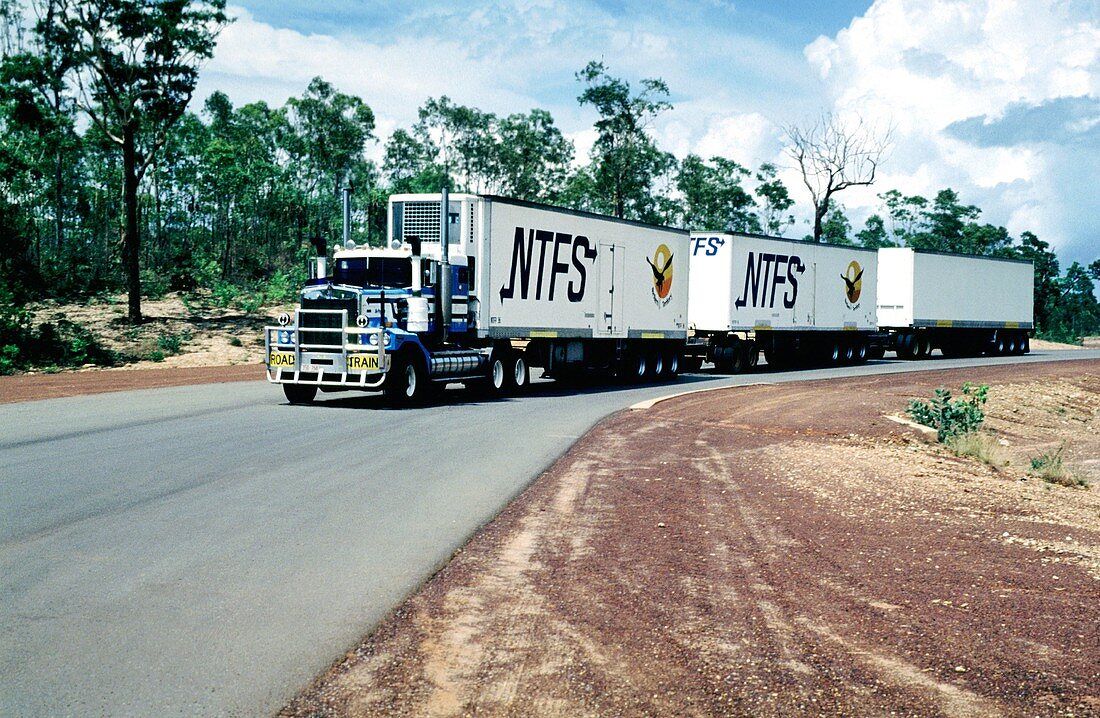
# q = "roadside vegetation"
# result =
<box><xmin>907</xmin><ymin>381</ymin><xmax>1090</xmax><ymax>488</ymax></box>
<box><xmin>2</xmin><ymin>1</ymin><xmax>1098</xmax><ymax>374</ymax></box>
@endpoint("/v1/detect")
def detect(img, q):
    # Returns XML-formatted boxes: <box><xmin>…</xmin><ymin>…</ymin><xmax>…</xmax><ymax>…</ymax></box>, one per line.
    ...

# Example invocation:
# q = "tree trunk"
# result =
<box><xmin>122</xmin><ymin>122</ymin><xmax>142</xmax><ymax>323</ymax></box>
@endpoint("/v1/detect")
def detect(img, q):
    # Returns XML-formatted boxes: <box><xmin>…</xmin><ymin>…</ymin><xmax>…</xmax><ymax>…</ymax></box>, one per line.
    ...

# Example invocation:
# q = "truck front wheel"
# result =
<box><xmin>283</xmin><ymin>383</ymin><xmax>317</xmax><ymax>405</ymax></box>
<box><xmin>385</xmin><ymin>354</ymin><xmax>429</xmax><ymax>404</ymax></box>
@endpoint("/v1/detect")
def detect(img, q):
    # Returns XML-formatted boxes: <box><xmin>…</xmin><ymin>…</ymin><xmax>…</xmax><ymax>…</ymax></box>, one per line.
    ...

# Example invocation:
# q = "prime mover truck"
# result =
<box><xmin>265</xmin><ymin>192</ymin><xmax>690</xmax><ymax>403</ymax></box>
<box><xmin>686</xmin><ymin>232</ymin><xmax>880</xmax><ymax>370</ymax></box>
<box><xmin>876</xmin><ymin>247</ymin><xmax>1034</xmax><ymax>358</ymax></box>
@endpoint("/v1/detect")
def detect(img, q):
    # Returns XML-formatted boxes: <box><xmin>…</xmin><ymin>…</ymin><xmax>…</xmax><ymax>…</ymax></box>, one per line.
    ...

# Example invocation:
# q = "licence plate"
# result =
<box><xmin>269</xmin><ymin>351</ymin><xmax>295</xmax><ymax>367</ymax></box>
<box><xmin>347</xmin><ymin>353</ymin><xmax>380</xmax><ymax>371</ymax></box>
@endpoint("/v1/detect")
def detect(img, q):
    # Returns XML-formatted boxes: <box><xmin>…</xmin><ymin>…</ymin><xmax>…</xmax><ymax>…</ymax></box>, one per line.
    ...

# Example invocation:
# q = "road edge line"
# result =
<box><xmin>630</xmin><ymin>381</ymin><xmax>774</xmax><ymax>411</ymax></box>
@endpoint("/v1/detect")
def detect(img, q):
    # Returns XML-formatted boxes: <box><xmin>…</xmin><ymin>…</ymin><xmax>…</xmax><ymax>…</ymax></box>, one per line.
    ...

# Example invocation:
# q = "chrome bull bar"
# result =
<box><xmin>265</xmin><ymin>308</ymin><xmax>389</xmax><ymax>388</ymax></box>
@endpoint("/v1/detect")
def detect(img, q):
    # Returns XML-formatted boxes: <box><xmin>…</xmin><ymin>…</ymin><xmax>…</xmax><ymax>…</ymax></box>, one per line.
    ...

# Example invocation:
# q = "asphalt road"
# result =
<box><xmin>2</xmin><ymin>349</ymin><xmax>1097</xmax><ymax>717</ymax></box>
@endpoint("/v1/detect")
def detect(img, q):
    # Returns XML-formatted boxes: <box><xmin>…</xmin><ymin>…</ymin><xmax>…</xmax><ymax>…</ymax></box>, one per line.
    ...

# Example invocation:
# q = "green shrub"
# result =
<box><xmin>1029</xmin><ymin>445</ymin><xmax>1087</xmax><ymax>488</ymax></box>
<box><xmin>140</xmin><ymin>269</ymin><xmax>171</xmax><ymax>300</ymax></box>
<box><xmin>906</xmin><ymin>382</ymin><xmax>989</xmax><ymax>443</ymax></box>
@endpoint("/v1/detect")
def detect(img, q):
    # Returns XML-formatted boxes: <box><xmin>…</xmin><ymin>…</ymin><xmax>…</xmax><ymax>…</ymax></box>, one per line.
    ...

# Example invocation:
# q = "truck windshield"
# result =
<box><xmin>333</xmin><ymin>257</ymin><xmax>411</xmax><ymax>289</ymax></box>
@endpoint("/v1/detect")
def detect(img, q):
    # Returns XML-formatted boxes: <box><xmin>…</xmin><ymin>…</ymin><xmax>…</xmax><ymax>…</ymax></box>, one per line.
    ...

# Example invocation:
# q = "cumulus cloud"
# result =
<box><xmin>804</xmin><ymin>0</ymin><xmax>1100</xmax><ymax>263</ymax></box>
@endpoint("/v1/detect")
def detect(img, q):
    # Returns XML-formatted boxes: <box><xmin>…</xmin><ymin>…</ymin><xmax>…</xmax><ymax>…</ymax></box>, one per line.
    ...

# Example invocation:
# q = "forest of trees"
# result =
<box><xmin>1</xmin><ymin>1</ymin><xmax>1098</xmax><ymax>372</ymax></box>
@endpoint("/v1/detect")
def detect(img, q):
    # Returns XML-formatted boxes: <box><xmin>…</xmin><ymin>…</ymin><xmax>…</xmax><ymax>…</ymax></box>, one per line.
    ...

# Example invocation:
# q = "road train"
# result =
<box><xmin>265</xmin><ymin>192</ymin><xmax>1033</xmax><ymax>404</ymax></box>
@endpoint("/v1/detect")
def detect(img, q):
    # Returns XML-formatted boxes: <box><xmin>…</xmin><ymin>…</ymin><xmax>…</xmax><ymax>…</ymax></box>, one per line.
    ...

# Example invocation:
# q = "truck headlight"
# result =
<box><xmin>279</xmin><ymin>330</ymin><xmax>294</xmax><ymax>344</ymax></box>
<box><xmin>368</xmin><ymin>333</ymin><xmax>379</xmax><ymax>346</ymax></box>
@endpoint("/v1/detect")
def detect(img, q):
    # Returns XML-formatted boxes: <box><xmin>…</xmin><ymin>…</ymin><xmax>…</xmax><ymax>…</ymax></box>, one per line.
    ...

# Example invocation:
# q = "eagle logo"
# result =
<box><xmin>647</xmin><ymin>244</ymin><xmax>674</xmax><ymax>301</ymax></box>
<box><xmin>842</xmin><ymin>260</ymin><xmax>863</xmax><ymax>306</ymax></box>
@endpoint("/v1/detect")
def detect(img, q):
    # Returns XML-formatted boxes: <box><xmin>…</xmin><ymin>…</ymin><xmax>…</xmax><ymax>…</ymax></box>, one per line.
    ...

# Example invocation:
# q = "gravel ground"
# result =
<box><xmin>281</xmin><ymin>360</ymin><xmax>1100</xmax><ymax>718</ymax></box>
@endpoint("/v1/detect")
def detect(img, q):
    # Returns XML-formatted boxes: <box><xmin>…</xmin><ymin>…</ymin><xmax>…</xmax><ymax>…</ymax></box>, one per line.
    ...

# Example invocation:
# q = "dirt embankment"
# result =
<box><xmin>283</xmin><ymin>360</ymin><xmax>1100</xmax><ymax>718</ymax></box>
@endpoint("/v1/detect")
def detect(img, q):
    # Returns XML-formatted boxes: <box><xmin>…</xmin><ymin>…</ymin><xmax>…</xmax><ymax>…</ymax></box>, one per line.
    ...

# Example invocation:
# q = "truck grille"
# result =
<box><xmin>300</xmin><ymin>297</ymin><xmax>357</xmax><ymax>349</ymax></box>
<box><xmin>402</xmin><ymin>201</ymin><xmax>442</xmax><ymax>243</ymax></box>
<box><xmin>398</xmin><ymin>200</ymin><xmax>475</xmax><ymax>245</ymax></box>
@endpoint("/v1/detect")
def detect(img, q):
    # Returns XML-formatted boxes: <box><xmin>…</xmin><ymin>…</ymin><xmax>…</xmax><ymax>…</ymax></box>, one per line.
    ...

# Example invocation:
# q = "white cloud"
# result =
<box><xmin>804</xmin><ymin>0</ymin><xmax>1100</xmax><ymax>263</ymax></box>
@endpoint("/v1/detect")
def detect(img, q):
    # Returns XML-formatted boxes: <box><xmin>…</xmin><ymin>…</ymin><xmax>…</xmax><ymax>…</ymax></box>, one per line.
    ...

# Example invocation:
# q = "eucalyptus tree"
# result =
<box><xmin>281</xmin><ymin>77</ymin><xmax>375</xmax><ymax>253</ymax></box>
<box><xmin>753</xmin><ymin>163</ymin><xmax>795</xmax><ymax>236</ymax></box>
<box><xmin>494</xmin><ymin>109</ymin><xmax>573</xmax><ymax>202</ymax></box>
<box><xmin>676</xmin><ymin>154</ymin><xmax>759</xmax><ymax>232</ymax></box>
<box><xmin>576</xmin><ymin>60</ymin><xmax>673</xmax><ymax>220</ymax></box>
<box><xmin>48</xmin><ymin>0</ymin><xmax>228</xmax><ymax>322</ymax></box>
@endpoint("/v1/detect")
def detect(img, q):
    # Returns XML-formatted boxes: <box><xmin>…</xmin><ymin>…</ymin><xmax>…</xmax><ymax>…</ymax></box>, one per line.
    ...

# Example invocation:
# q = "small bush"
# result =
<box><xmin>157</xmin><ymin>333</ymin><xmax>183</xmax><ymax>355</ymax></box>
<box><xmin>1029</xmin><ymin>445</ymin><xmax>1087</xmax><ymax>488</ymax></box>
<box><xmin>145</xmin><ymin>350</ymin><xmax>166</xmax><ymax>362</ymax></box>
<box><xmin>229</xmin><ymin>336</ymin><xmax>242</xmax><ymax>347</ymax></box>
<box><xmin>140</xmin><ymin>269</ymin><xmax>171</xmax><ymax>300</ymax></box>
<box><xmin>906</xmin><ymin>382</ymin><xmax>989</xmax><ymax>443</ymax></box>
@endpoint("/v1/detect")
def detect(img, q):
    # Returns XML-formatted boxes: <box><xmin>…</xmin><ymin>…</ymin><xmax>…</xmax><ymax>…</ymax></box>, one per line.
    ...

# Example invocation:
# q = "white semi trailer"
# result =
<box><xmin>266</xmin><ymin>192</ymin><xmax>690</xmax><ymax>403</ymax></box>
<box><xmin>686</xmin><ymin>231</ymin><xmax>880</xmax><ymax>371</ymax></box>
<box><xmin>876</xmin><ymin>248</ymin><xmax>1034</xmax><ymax>357</ymax></box>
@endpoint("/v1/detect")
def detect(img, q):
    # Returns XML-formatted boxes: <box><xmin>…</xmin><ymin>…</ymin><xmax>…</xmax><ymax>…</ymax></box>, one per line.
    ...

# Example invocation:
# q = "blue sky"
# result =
<box><xmin>197</xmin><ymin>1</ymin><xmax>1099</xmax><ymax>268</ymax></box>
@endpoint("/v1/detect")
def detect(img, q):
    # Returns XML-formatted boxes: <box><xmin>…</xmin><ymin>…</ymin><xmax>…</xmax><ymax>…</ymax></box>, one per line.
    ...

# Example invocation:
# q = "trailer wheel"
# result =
<box><xmin>825</xmin><ymin>340</ymin><xmax>842</xmax><ymax>365</ymax></box>
<box><xmin>506</xmin><ymin>352</ymin><xmax>529</xmax><ymax>391</ymax></box>
<box><xmin>385</xmin><ymin>353</ymin><xmax>429</xmax><ymax>404</ymax></box>
<box><xmin>623</xmin><ymin>351</ymin><xmax>647</xmax><ymax>382</ymax></box>
<box><xmin>742</xmin><ymin>341</ymin><xmax>758</xmax><ymax>369</ymax></box>
<box><xmin>992</xmin><ymin>334</ymin><xmax>1007</xmax><ymax>355</ymax></box>
<box><xmin>283</xmin><ymin>383</ymin><xmax>317</xmax><ymax>405</ymax></box>
<box><xmin>897</xmin><ymin>333</ymin><xmax>916</xmax><ymax>359</ymax></box>
<box><xmin>855</xmin><ymin>342</ymin><xmax>868</xmax><ymax>363</ymax></box>
<box><xmin>662</xmin><ymin>348</ymin><xmax>680</xmax><ymax>377</ymax></box>
<box><xmin>649</xmin><ymin>350</ymin><xmax>665</xmax><ymax>379</ymax></box>
<box><xmin>1022</xmin><ymin>334</ymin><xmax>1031</xmax><ymax>354</ymax></box>
<box><xmin>842</xmin><ymin>343</ymin><xmax>855</xmax><ymax>363</ymax></box>
<box><xmin>915</xmin><ymin>335</ymin><xmax>932</xmax><ymax>359</ymax></box>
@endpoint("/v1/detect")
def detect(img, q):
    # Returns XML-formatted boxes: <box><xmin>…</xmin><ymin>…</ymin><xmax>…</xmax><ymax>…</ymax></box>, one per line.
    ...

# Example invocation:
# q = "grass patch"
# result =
<box><xmin>946</xmin><ymin>431</ymin><xmax>1005</xmax><ymax>467</ymax></box>
<box><xmin>1029</xmin><ymin>445</ymin><xmax>1088</xmax><ymax>488</ymax></box>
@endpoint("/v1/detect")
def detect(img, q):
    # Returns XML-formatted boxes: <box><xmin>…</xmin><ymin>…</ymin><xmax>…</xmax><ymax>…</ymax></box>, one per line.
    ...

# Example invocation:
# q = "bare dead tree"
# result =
<box><xmin>785</xmin><ymin>113</ymin><xmax>892</xmax><ymax>242</ymax></box>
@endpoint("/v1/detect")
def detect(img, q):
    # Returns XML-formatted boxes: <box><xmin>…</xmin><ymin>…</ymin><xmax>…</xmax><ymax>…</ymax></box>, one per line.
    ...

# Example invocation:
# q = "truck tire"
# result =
<box><xmin>385</xmin><ymin>353</ymin><xmax>429</xmax><ymax>404</ymax></box>
<box><xmin>283</xmin><ymin>383</ymin><xmax>317</xmax><ymax>405</ymax></box>
<box><xmin>743</xmin><ymin>341</ymin><xmax>759</xmax><ymax>369</ymax></box>
<box><xmin>506</xmin><ymin>351</ymin><xmax>529</xmax><ymax>392</ymax></box>
<box><xmin>479</xmin><ymin>354</ymin><xmax>507</xmax><ymax>395</ymax></box>
<box><xmin>623</xmin><ymin>351</ymin><xmax>647</xmax><ymax>382</ymax></box>
<box><xmin>662</xmin><ymin>347</ymin><xmax>680</xmax><ymax>377</ymax></box>
<box><xmin>648</xmin><ymin>350</ymin><xmax>665</xmax><ymax>379</ymax></box>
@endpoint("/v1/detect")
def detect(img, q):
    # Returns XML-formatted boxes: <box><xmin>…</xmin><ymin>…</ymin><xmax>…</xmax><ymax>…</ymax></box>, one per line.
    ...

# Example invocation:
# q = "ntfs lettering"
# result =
<box><xmin>499</xmin><ymin>227</ymin><xmax>598</xmax><ymax>303</ymax></box>
<box><xmin>734</xmin><ymin>252</ymin><xmax>805</xmax><ymax>310</ymax></box>
<box><xmin>692</xmin><ymin>236</ymin><xmax>725</xmax><ymax>256</ymax></box>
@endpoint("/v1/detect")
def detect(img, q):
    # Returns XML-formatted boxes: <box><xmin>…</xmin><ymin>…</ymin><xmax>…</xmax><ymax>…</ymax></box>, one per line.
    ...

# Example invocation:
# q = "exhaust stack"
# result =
<box><xmin>438</xmin><ymin>187</ymin><xmax>452</xmax><ymax>343</ymax></box>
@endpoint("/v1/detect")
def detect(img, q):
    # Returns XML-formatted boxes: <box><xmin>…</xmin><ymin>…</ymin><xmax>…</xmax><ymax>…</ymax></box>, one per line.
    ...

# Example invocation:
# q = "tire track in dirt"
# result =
<box><xmin>283</xmin><ymin>360</ymin><xmax>1100</xmax><ymax>718</ymax></box>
